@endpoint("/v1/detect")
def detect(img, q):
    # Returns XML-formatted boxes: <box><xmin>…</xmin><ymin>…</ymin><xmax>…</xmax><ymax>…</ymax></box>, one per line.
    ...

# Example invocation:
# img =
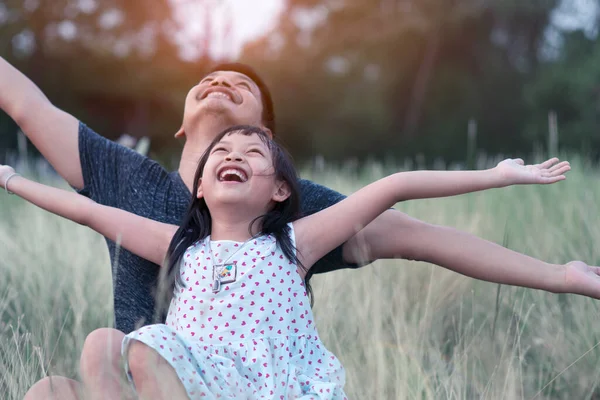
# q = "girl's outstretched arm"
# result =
<box><xmin>0</xmin><ymin>165</ymin><xmax>177</xmax><ymax>265</ymax></box>
<box><xmin>294</xmin><ymin>157</ymin><xmax>570</xmax><ymax>271</ymax></box>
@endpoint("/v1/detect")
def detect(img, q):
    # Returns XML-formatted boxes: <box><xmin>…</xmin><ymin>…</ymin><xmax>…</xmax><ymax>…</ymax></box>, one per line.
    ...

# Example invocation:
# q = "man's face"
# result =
<box><xmin>182</xmin><ymin>71</ymin><xmax>264</xmax><ymax>135</ymax></box>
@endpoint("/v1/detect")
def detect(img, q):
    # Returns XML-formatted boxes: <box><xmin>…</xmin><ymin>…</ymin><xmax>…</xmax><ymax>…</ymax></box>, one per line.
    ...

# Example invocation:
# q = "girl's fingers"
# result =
<box><xmin>536</xmin><ymin>157</ymin><xmax>560</xmax><ymax>169</ymax></box>
<box><xmin>549</xmin><ymin>165</ymin><xmax>571</xmax><ymax>177</ymax></box>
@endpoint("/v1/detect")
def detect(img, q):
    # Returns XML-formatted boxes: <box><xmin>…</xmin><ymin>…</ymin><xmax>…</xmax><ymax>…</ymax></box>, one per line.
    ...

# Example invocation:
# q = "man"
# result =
<box><xmin>1</xmin><ymin>58</ymin><xmax>595</xmax><ymax>399</ymax></box>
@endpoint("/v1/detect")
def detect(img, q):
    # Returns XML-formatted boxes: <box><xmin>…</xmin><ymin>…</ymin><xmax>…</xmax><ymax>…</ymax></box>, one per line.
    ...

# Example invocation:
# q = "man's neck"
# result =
<box><xmin>178</xmin><ymin>121</ymin><xmax>232</xmax><ymax>191</ymax></box>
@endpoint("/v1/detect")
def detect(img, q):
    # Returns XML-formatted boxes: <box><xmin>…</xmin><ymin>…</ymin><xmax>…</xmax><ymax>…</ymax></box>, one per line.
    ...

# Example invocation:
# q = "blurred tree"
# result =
<box><xmin>240</xmin><ymin>0</ymin><xmax>567</xmax><ymax>163</ymax></box>
<box><xmin>525</xmin><ymin>29</ymin><xmax>600</xmax><ymax>159</ymax></box>
<box><xmin>1</xmin><ymin>0</ymin><xmax>597</xmax><ymax>165</ymax></box>
<box><xmin>0</xmin><ymin>0</ymin><xmax>220</xmax><ymax>161</ymax></box>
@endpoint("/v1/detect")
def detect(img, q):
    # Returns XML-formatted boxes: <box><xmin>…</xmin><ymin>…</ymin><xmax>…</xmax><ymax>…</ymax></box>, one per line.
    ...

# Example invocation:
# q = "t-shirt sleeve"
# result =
<box><xmin>298</xmin><ymin>179</ymin><xmax>361</xmax><ymax>274</ymax></box>
<box><xmin>77</xmin><ymin>121</ymin><xmax>152</xmax><ymax>207</ymax></box>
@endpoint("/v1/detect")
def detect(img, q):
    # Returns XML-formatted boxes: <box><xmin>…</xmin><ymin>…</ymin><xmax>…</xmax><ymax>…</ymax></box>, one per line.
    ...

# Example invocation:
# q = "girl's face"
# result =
<box><xmin>198</xmin><ymin>132</ymin><xmax>289</xmax><ymax>213</ymax></box>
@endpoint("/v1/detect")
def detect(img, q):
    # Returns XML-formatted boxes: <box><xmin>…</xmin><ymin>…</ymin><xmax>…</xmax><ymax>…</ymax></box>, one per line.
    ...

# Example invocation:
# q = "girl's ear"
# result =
<box><xmin>196</xmin><ymin>179</ymin><xmax>204</xmax><ymax>199</ymax></box>
<box><xmin>262</xmin><ymin>127</ymin><xmax>273</xmax><ymax>139</ymax></box>
<box><xmin>174</xmin><ymin>126</ymin><xmax>185</xmax><ymax>138</ymax></box>
<box><xmin>272</xmin><ymin>180</ymin><xmax>291</xmax><ymax>203</ymax></box>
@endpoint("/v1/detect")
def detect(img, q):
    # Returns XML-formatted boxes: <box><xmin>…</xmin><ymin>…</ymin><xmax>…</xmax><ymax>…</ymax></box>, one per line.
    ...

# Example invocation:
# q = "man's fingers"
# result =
<box><xmin>540</xmin><ymin>175</ymin><xmax>566</xmax><ymax>184</ymax></box>
<box><xmin>592</xmin><ymin>266</ymin><xmax>600</xmax><ymax>276</ymax></box>
<box><xmin>548</xmin><ymin>161</ymin><xmax>570</xmax><ymax>173</ymax></box>
<box><xmin>514</xmin><ymin>158</ymin><xmax>525</xmax><ymax>165</ymax></box>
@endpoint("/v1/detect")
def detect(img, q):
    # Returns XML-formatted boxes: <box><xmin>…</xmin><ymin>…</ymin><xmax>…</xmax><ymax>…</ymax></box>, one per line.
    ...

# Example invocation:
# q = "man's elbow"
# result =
<box><xmin>343</xmin><ymin>210</ymin><xmax>436</xmax><ymax>263</ymax></box>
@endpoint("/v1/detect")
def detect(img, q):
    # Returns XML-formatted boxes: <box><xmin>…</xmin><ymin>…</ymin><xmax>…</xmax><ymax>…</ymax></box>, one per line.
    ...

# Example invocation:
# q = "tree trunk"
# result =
<box><xmin>403</xmin><ymin>30</ymin><xmax>441</xmax><ymax>138</ymax></box>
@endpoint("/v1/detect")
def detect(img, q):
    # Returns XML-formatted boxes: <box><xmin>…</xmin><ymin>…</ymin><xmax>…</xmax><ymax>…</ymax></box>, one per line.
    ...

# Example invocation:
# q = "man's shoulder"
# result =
<box><xmin>77</xmin><ymin>121</ymin><xmax>190</xmax><ymax>218</ymax></box>
<box><xmin>297</xmin><ymin>178</ymin><xmax>346</xmax><ymax>214</ymax></box>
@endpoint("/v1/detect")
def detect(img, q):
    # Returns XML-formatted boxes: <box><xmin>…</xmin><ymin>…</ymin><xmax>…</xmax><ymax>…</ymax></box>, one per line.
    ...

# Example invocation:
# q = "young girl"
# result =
<box><xmin>1</xmin><ymin>125</ymin><xmax>577</xmax><ymax>399</ymax></box>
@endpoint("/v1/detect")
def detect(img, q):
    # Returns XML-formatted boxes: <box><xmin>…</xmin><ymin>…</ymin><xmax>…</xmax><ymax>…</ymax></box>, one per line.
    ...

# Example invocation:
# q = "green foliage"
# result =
<box><xmin>0</xmin><ymin>0</ymin><xmax>599</xmax><ymax>164</ymax></box>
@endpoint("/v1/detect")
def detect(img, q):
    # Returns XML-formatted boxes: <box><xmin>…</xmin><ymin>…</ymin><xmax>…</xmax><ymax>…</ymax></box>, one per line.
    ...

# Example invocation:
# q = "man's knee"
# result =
<box><xmin>23</xmin><ymin>376</ymin><xmax>81</xmax><ymax>400</ymax></box>
<box><xmin>80</xmin><ymin>328</ymin><xmax>125</xmax><ymax>377</ymax></box>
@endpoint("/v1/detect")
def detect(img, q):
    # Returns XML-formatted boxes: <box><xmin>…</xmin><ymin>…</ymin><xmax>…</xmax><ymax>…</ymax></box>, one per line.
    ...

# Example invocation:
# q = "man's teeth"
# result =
<box><xmin>207</xmin><ymin>92</ymin><xmax>231</xmax><ymax>101</ymax></box>
<box><xmin>219</xmin><ymin>169</ymin><xmax>247</xmax><ymax>182</ymax></box>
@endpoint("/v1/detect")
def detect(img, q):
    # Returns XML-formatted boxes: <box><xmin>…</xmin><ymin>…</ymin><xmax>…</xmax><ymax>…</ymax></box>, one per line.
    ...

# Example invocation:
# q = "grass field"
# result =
<box><xmin>2</xmin><ymin>156</ymin><xmax>600</xmax><ymax>399</ymax></box>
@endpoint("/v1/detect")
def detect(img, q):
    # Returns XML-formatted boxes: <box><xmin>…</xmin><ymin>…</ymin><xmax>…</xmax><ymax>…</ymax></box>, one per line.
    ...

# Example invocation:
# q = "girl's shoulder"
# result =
<box><xmin>183</xmin><ymin>236</ymin><xmax>209</xmax><ymax>255</ymax></box>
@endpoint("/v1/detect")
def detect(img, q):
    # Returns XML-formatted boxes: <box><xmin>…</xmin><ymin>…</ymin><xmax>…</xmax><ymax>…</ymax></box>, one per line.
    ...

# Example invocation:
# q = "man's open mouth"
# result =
<box><xmin>201</xmin><ymin>88</ymin><xmax>235</xmax><ymax>102</ymax></box>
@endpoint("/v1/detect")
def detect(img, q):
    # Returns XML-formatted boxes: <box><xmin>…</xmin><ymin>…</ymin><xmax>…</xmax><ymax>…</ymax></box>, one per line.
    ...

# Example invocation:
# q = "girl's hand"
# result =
<box><xmin>564</xmin><ymin>261</ymin><xmax>600</xmax><ymax>299</ymax></box>
<box><xmin>494</xmin><ymin>157</ymin><xmax>571</xmax><ymax>186</ymax></box>
<box><xmin>0</xmin><ymin>164</ymin><xmax>16</xmax><ymax>188</ymax></box>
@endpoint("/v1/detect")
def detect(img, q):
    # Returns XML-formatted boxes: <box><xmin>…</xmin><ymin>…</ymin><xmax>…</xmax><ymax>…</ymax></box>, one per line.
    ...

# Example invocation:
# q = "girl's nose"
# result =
<box><xmin>225</xmin><ymin>152</ymin><xmax>243</xmax><ymax>162</ymax></box>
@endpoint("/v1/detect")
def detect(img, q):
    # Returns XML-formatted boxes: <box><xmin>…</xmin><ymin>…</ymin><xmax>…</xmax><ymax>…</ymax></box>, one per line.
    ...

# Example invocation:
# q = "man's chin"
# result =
<box><xmin>184</xmin><ymin>106</ymin><xmax>258</xmax><ymax>138</ymax></box>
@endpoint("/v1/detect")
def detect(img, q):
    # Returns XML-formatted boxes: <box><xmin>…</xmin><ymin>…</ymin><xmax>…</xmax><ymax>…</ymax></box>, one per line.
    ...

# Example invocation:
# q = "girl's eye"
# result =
<box><xmin>238</xmin><ymin>81</ymin><xmax>251</xmax><ymax>90</ymax></box>
<box><xmin>212</xmin><ymin>147</ymin><xmax>227</xmax><ymax>153</ymax></box>
<box><xmin>248</xmin><ymin>149</ymin><xmax>263</xmax><ymax>155</ymax></box>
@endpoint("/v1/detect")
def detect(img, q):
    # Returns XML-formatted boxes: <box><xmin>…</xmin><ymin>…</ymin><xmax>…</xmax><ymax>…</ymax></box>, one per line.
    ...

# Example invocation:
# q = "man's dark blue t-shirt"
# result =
<box><xmin>77</xmin><ymin>122</ymin><xmax>357</xmax><ymax>334</ymax></box>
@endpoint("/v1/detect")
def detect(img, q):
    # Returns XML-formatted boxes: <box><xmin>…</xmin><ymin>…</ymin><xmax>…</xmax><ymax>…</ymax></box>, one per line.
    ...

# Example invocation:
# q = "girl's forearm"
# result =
<box><xmin>6</xmin><ymin>174</ymin><xmax>175</xmax><ymax>265</ymax></box>
<box><xmin>392</xmin><ymin>168</ymin><xmax>505</xmax><ymax>201</ymax></box>
<box><xmin>6</xmin><ymin>175</ymin><xmax>95</xmax><ymax>225</ymax></box>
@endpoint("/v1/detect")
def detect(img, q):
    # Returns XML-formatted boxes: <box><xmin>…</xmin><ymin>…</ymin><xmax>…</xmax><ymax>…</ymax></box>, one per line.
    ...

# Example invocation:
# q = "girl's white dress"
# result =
<box><xmin>122</xmin><ymin>225</ymin><xmax>347</xmax><ymax>399</ymax></box>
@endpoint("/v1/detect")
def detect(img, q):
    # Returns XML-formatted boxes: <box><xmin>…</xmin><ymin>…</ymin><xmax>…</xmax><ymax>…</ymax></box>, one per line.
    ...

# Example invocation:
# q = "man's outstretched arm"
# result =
<box><xmin>343</xmin><ymin>210</ymin><xmax>584</xmax><ymax>294</ymax></box>
<box><xmin>0</xmin><ymin>57</ymin><xmax>82</xmax><ymax>188</ymax></box>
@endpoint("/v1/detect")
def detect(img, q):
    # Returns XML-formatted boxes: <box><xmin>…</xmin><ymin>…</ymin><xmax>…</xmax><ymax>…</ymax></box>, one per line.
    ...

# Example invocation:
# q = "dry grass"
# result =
<box><xmin>2</xmin><ymin>157</ymin><xmax>600</xmax><ymax>399</ymax></box>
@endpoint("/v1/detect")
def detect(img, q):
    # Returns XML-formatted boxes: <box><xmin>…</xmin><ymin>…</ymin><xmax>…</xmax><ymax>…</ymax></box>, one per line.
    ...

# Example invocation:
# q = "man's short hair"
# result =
<box><xmin>209</xmin><ymin>63</ymin><xmax>276</xmax><ymax>135</ymax></box>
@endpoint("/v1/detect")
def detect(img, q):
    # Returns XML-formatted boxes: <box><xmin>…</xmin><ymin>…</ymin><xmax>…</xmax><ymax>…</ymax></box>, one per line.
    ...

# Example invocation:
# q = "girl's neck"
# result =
<box><xmin>209</xmin><ymin>211</ymin><xmax>262</xmax><ymax>242</ymax></box>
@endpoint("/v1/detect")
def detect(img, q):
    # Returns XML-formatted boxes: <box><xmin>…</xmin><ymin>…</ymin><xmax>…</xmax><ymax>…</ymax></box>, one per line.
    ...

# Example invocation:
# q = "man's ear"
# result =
<box><xmin>196</xmin><ymin>179</ymin><xmax>204</xmax><ymax>199</ymax></box>
<box><xmin>174</xmin><ymin>126</ymin><xmax>185</xmax><ymax>139</ymax></box>
<box><xmin>272</xmin><ymin>180</ymin><xmax>291</xmax><ymax>203</ymax></box>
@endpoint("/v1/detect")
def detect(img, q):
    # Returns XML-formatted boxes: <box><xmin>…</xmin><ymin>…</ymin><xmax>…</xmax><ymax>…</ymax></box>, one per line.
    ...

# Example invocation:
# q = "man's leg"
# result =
<box><xmin>79</xmin><ymin>328</ymin><xmax>136</xmax><ymax>400</ymax></box>
<box><xmin>23</xmin><ymin>377</ymin><xmax>81</xmax><ymax>400</ymax></box>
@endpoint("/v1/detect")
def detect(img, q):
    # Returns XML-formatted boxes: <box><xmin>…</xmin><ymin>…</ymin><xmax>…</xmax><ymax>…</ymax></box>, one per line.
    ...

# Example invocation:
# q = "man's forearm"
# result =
<box><xmin>343</xmin><ymin>210</ymin><xmax>566</xmax><ymax>293</ymax></box>
<box><xmin>0</xmin><ymin>57</ymin><xmax>49</xmax><ymax>120</ymax></box>
<box><xmin>0</xmin><ymin>57</ymin><xmax>82</xmax><ymax>188</ymax></box>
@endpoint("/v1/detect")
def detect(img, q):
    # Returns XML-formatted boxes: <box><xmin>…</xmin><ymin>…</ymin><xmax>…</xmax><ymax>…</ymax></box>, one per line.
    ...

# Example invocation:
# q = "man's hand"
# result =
<box><xmin>494</xmin><ymin>157</ymin><xmax>571</xmax><ymax>186</ymax></box>
<box><xmin>0</xmin><ymin>164</ymin><xmax>16</xmax><ymax>188</ymax></box>
<box><xmin>563</xmin><ymin>261</ymin><xmax>600</xmax><ymax>299</ymax></box>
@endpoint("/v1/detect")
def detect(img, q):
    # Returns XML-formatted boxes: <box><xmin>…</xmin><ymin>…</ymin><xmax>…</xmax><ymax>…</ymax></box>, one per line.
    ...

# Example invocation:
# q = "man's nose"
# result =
<box><xmin>225</xmin><ymin>152</ymin><xmax>243</xmax><ymax>162</ymax></box>
<box><xmin>210</xmin><ymin>78</ymin><xmax>232</xmax><ymax>88</ymax></box>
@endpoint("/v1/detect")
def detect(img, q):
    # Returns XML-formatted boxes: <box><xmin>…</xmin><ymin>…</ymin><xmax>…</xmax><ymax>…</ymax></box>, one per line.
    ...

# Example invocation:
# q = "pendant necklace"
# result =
<box><xmin>209</xmin><ymin>236</ymin><xmax>253</xmax><ymax>294</ymax></box>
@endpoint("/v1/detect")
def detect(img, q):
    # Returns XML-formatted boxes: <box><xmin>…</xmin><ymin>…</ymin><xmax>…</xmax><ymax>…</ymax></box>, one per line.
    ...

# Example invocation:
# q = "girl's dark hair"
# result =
<box><xmin>158</xmin><ymin>125</ymin><xmax>314</xmax><ymax>311</ymax></box>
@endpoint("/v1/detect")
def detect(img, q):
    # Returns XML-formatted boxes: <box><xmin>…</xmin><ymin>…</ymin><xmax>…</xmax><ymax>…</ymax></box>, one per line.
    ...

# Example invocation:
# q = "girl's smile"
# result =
<box><xmin>198</xmin><ymin>131</ymin><xmax>285</xmax><ymax>216</ymax></box>
<box><xmin>217</xmin><ymin>167</ymin><xmax>248</xmax><ymax>183</ymax></box>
